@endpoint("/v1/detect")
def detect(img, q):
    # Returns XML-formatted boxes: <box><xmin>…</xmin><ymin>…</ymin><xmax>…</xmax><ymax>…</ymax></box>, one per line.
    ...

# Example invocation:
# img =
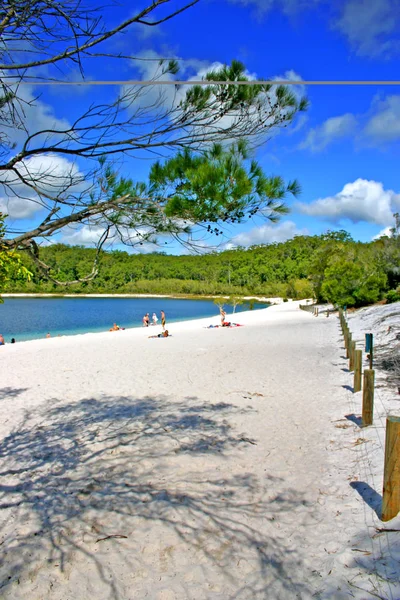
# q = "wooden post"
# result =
<box><xmin>353</xmin><ymin>350</ymin><xmax>362</xmax><ymax>392</ymax></box>
<box><xmin>382</xmin><ymin>416</ymin><xmax>400</xmax><ymax>521</ymax></box>
<box><xmin>316</xmin><ymin>307</ymin><xmax>319</xmax><ymax>317</ymax></box>
<box><xmin>349</xmin><ymin>341</ymin><xmax>356</xmax><ymax>371</ymax></box>
<box><xmin>326</xmin><ymin>309</ymin><xmax>330</xmax><ymax>318</ymax></box>
<box><xmin>346</xmin><ymin>332</ymin><xmax>352</xmax><ymax>358</ymax></box>
<box><xmin>362</xmin><ymin>369</ymin><xmax>374</xmax><ymax>426</ymax></box>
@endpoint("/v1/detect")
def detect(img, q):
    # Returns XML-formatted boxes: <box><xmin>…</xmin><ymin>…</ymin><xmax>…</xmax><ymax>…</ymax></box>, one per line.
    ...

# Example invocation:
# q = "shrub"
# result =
<box><xmin>385</xmin><ymin>288</ymin><xmax>400</xmax><ymax>304</ymax></box>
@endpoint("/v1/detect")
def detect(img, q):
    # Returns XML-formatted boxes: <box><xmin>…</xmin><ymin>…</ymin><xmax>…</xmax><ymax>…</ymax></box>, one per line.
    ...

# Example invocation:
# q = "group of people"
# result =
<box><xmin>143</xmin><ymin>310</ymin><xmax>166</xmax><ymax>329</ymax></box>
<box><xmin>106</xmin><ymin>310</ymin><xmax>167</xmax><ymax>336</ymax></box>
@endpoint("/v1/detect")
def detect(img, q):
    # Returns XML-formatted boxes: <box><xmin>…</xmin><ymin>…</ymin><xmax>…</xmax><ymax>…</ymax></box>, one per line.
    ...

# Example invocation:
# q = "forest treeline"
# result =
<box><xmin>3</xmin><ymin>229</ymin><xmax>400</xmax><ymax>307</ymax></box>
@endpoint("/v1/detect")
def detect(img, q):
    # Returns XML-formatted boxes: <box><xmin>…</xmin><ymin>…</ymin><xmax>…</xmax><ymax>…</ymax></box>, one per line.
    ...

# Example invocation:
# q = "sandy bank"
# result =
<box><xmin>0</xmin><ymin>301</ymin><xmax>398</xmax><ymax>599</ymax></box>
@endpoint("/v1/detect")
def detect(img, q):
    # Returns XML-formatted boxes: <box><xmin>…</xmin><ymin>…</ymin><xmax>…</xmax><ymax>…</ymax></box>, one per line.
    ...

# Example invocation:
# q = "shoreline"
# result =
<box><xmin>0</xmin><ymin>302</ymin><xmax>281</xmax><ymax>348</ymax></box>
<box><xmin>1</xmin><ymin>292</ymin><xmax>286</xmax><ymax>303</ymax></box>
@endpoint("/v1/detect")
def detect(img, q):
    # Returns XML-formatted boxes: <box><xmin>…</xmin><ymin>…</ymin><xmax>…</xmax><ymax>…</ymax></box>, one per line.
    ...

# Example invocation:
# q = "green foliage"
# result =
<box><xmin>4</xmin><ymin>228</ymin><xmax>400</xmax><ymax>309</ymax></box>
<box><xmin>320</xmin><ymin>245</ymin><xmax>387</xmax><ymax>307</ymax></box>
<box><xmin>0</xmin><ymin>213</ymin><xmax>32</xmax><ymax>303</ymax></box>
<box><xmin>228</xmin><ymin>296</ymin><xmax>244</xmax><ymax>313</ymax></box>
<box><xmin>149</xmin><ymin>141</ymin><xmax>296</xmax><ymax>228</ymax></box>
<box><xmin>385</xmin><ymin>288</ymin><xmax>400</xmax><ymax>304</ymax></box>
<box><xmin>180</xmin><ymin>60</ymin><xmax>308</xmax><ymax>119</ymax></box>
<box><xmin>308</xmin><ymin>230</ymin><xmax>354</xmax><ymax>301</ymax></box>
<box><xmin>213</xmin><ymin>298</ymin><xmax>225</xmax><ymax>309</ymax></box>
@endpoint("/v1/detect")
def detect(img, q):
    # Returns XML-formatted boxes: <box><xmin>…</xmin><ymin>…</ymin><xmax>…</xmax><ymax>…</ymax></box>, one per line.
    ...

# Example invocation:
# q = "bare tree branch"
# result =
<box><xmin>25</xmin><ymin>226</ymin><xmax>111</xmax><ymax>285</ymax></box>
<box><xmin>0</xmin><ymin>1</ymin><xmax>200</xmax><ymax>73</ymax></box>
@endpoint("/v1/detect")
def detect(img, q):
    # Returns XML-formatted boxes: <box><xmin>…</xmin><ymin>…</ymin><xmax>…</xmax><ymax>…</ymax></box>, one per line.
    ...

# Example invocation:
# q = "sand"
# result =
<box><xmin>0</xmin><ymin>301</ymin><xmax>399</xmax><ymax>599</ymax></box>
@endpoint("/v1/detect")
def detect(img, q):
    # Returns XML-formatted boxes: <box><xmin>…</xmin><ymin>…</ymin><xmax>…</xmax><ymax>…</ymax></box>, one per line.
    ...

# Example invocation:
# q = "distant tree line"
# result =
<box><xmin>3</xmin><ymin>224</ymin><xmax>400</xmax><ymax>307</ymax></box>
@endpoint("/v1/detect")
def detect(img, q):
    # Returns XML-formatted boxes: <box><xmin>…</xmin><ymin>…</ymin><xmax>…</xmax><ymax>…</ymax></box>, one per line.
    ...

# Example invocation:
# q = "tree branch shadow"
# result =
<box><xmin>0</xmin><ymin>387</ymin><xmax>28</xmax><ymax>401</ymax></box>
<box><xmin>1</xmin><ymin>392</ymin><xmax>313</xmax><ymax>599</ymax></box>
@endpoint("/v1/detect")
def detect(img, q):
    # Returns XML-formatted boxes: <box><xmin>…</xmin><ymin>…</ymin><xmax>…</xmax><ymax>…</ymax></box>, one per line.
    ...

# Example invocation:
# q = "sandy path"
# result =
<box><xmin>0</xmin><ymin>303</ymin><xmax>388</xmax><ymax>599</ymax></box>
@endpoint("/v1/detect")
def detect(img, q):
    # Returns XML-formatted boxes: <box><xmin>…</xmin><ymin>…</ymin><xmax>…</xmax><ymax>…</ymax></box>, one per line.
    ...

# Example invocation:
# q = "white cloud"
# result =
<box><xmin>60</xmin><ymin>223</ymin><xmax>162</xmax><ymax>253</ymax></box>
<box><xmin>300</xmin><ymin>113</ymin><xmax>357</xmax><ymax>152</ymax></box>
<box><xmin>0</xmin><ymin>78</ymin><xmax>70</xmax><ymax>149</ymax></box>
<box><xmin>300</xmin><ymin>93</ymin><xmax>400</xmax><ymax>152</ymax></box>
<box><xmin>297</xmin><ymin>179</ymin><xmax>400</xmax><ymax>226</ymax></box>
<box><xmin>0</xmin><ymin>154</ymin><xmax>84</xmax><ymax>220</ymax></box>
<box><xmin>226</xmin><ymin>220</ymin><xmax>308</xmax><ymax>247</ymax></box>
<box><xmin>373</xmin><ymin>226</ymin><xmax>394</xmax><ymax>239</ymax></box>
<box><xmin>61</xmin><ymin>225</ymin><xmax>106</xmax><ymax>246</ymax></box>
<box><xmin>0</xmin><ymin>196</ymin><xmax>41</xmax><ymax>219</ymax></box>
<box><xmin>335</xmin><ymin>0</ymin><xmax>400</xmax><ymax>57</ymax></box>
<box><xmin>364</xmin><ymin>95</ymin><xmax>400</xmax><ymax>143</ymax></box>
<box><xmin>273</xmin><ymin>69</ymin><xmax>306</xmax><ymax>102</ymax></box>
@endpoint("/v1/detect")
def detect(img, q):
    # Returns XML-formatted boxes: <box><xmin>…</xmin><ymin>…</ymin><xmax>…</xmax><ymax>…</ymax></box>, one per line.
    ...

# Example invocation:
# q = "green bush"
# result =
<box><xmin>385</xmin><ymin>288</ymin><xmax>400</xmax><ymax>304</ymax></box>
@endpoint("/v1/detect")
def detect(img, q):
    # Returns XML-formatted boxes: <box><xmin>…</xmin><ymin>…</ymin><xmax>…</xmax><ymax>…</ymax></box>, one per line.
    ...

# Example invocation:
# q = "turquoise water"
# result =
<box><xmin>0</xmin><ymin>297</ymin><xmax>269</xmax><ymax>342</ymax></box>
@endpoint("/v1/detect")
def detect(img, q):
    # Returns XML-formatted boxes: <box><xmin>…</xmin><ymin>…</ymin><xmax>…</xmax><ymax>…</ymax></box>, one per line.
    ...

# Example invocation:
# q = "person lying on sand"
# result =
<box><xmin>148</xmin><ymin>330</ymin><xmax>170</xmax><ymax>338</ymax></box>
<box><xmin>204</xmin><ymin>322</ymin><xmax>243</xmax><ymax>329</ymax></box>
<box><xmin>109</xmin><ymin>323</ymin><xmax>123</xmax><ymax>331</ymax></box>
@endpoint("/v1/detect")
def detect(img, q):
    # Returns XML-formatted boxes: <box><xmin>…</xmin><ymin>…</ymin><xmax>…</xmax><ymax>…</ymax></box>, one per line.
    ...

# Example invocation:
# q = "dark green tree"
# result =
<box><xmin>321</xmin><ymin>246</ymin><xmax>387</xmax><ymax>307</ymax></box>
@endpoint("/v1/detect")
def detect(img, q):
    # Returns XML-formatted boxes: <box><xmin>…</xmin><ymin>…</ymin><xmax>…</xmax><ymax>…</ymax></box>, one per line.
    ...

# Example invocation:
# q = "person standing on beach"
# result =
<box><xmin>143</xmin><ymin>314</ymin><xmax>150</xmax><ymax>327</ymax></box>
<box><xmin>0</xmin><ymin>334</ymin><xmax>5</xmax><ymax>346</ymax></box>
<box><xmin>161</xmin><ymin>310</ymin><xmax>166</xmax><ymax>330</ymax></box>
<box><xmin>152</xmin><ymin>312</ymin><xmax>158</xmax><ymax>326</ymax></box>
<box><xmin>220</xmin><ymin>306</ymin><xmax>226</xmax><ymax>326</ymax></box>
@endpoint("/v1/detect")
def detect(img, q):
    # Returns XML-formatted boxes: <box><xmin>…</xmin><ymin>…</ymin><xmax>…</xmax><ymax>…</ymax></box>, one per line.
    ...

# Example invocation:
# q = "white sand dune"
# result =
<box><xmin>0</xmin><ymin>301</ymin><xmax>399</xmax><ymax>599</ymax></box>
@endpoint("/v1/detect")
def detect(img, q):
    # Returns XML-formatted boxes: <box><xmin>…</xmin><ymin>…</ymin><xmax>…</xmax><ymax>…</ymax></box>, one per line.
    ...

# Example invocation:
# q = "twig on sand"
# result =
<box><xmin>239</xmin><ymin>436</ymin><xmax>257</xmax><ymax>445</ymax></box>
<box><xmin>347</xmin><ymin>580</ymin><xmax>387</xmax><ymax>600</ymax></box>
<box><xmin>95</xmin><ymin>535</ymin><xmax>128</xmax><ymax>543</ymax></box>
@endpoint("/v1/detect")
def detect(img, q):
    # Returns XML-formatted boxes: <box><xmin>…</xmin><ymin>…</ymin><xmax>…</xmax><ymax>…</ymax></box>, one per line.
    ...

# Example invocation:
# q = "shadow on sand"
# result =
<box><xmin>350</xmin><ymin>481</ymin><xmax>382</xmax><ymax>518</ymax></box>
<box><xmin>0</xmin><ymin>389</ymin><xmax>313</xmax><ymax>599</ymax></box>
<box><xmin>345</xmin><ymin>414</ymin><xmax>363</xmax><ymax>427</ymax></box>
<box><xmin>0</xmin><ymin>387</ymin><xmax>28</xmax><ymax>401</ymax></box>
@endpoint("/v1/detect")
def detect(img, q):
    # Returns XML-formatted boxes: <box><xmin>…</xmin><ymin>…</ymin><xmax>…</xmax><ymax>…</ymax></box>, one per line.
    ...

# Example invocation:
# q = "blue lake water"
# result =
<box><xmin>0</xmin><ymin>297</ymin><xmax>269</xmax><ymax>342</ymax></box>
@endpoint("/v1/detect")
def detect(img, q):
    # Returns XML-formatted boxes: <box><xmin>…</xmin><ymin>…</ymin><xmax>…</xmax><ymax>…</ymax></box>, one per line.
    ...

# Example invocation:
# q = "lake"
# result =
<box><xmin>0</xmin><ymin>296</ymin><xmax>269</xmax><ymax>342</ymax></box>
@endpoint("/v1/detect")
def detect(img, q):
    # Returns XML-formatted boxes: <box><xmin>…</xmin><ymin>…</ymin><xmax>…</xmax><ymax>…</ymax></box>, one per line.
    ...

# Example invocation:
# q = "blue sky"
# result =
<box><xmin>2</xmin><ymin>0</ymin><xmax>400</xmax><ymax>254</ymax></box>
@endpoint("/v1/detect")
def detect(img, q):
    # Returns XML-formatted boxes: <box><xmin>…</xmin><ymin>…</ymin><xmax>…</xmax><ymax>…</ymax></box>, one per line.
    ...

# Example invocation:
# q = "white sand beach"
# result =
<box><xmin>1</xmin><ymin>301</ymin><xmax>399</xmax><ymax>599</ymax></box>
